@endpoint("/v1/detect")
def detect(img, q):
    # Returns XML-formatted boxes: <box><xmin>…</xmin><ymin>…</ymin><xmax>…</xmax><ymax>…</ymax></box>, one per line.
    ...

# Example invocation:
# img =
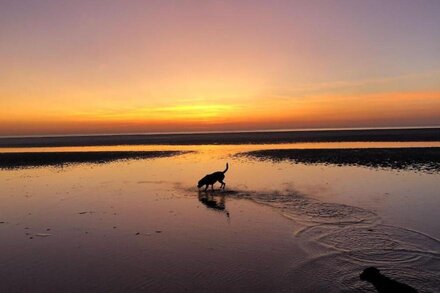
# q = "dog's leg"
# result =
<box><xmin>211</xmin><ymin>184</ymin><xmax>214</xmax><ymax>191</ymax></box>
<box><xmin>204</xmin><ymin>185</ymin><xmax>208</xmax><ymax>192</ymax></box>
<box><xmin>219</xmin><ymin>180</ymin><xmax>225</xmax><ymax>189</ymax></box>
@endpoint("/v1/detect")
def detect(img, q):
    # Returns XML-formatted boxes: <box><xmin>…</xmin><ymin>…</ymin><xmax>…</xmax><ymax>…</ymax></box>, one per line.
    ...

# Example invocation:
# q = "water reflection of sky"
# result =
<box><xmin>1</xmin><ymin>142</ymin><xmax>439</xmax><ymax>238</ymax></box>
<box><xmin>1</xmin><ymin>143</ymin><xmax>439</xmax><ymax>291</ymax></box>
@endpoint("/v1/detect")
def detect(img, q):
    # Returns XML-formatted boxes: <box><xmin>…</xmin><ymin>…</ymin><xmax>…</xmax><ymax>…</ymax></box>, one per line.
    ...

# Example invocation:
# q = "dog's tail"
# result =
<box><xmin>223</xmin><ymin>162</ymin><xmax>229</xmax><ymax>174</ymax></box>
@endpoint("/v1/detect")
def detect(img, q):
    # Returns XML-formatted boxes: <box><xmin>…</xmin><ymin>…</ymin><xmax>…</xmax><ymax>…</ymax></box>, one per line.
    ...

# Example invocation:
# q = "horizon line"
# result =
<box><xmin>1</xmin><ymin>125</ymin><xmax>439</xmax><ymax>139</ymax></box>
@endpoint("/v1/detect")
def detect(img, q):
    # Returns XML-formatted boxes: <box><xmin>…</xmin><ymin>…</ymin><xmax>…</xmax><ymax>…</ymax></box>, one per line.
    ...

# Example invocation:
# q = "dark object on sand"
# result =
<box><xmin>360</xmin><ymin>267</ymin><xmax>418</xmax><ymax>293</ymax></box>
<box><xmin>197</xmin><ymin>163</ymin><xmax>228</xmax><ymax>191</ymax></box>
<box><xmin>241</xmin><ymin>147</ymin><xmax>440</xmax><ymax>173</ymax></box>
<box><xmin>0</xmin><ymin>151</ymin><xmax>185</xmax><ymax>169</ymax></box>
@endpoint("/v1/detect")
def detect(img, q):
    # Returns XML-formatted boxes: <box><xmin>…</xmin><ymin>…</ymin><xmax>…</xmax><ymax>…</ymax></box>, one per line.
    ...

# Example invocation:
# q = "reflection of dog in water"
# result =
<box><xmin>198</xmin><ymin>191</ymin><xmax>230</xmax><ymax>218</ymax></box>
<box><xmin>360</xmin><ymin>267</ymin><xmax>418</xmax><ymax>293</ymax></box>
<box><xmin>197</xmin><ymin>163</ymin><xmax>228</xmax><ymax>191</ymax></box>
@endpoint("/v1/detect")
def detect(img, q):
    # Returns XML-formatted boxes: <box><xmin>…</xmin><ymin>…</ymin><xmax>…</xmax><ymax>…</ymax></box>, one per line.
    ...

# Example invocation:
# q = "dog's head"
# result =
<box><xmin>197</xmin><ymin>179</ymin><xmax>204</xmax><ymax>188</ymax></box>
<box><xmin>360</xmin><ymin>267</ymin><xmax>381</xmax><ymax>282</ymax></box>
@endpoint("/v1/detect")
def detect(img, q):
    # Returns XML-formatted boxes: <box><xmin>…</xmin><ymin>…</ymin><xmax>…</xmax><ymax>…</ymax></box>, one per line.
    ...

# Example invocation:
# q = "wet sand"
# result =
<box><xmin>0</xmin><ymin>161</ymin><xmax>303</xmax><ymax>292</ymax></box>
<box><xmin>1</xmin><ymin>143</ymin><xmax>439</xmax><ymax>292</ymax></box>
<box><xmin>240</xmin><ymin>147</ymin><xmax>440</xmax><ymax>173</ymax></box>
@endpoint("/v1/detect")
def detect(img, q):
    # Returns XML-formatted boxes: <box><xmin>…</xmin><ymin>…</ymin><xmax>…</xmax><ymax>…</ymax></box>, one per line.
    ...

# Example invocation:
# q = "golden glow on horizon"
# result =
<box><xmin>1</xmin><ymin>91</ymin><xmax>439</xmax><ymax>135</ymax></box>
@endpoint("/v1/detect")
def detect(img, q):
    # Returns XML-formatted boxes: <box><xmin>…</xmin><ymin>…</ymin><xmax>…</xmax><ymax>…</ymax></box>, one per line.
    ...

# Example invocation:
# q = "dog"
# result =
<box><xmin>360</xmin><ymin>267</ymin><xmax>418</xmax><ymax>293</ymax></box>
<box><xmin>197</xmin><ymin>163</ymin><xmax>228</xmax><ymax>191</ymax></box>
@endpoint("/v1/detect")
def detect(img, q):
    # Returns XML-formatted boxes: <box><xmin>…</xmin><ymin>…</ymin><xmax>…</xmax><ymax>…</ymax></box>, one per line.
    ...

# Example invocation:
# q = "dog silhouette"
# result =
<box><xmin>360</xmin><ymin>267</ymin><xmax>418</xmax><ymax>293</ymax></box>
<box><xmin>197</xmin><ymin>163</ymin><xmax>228</xmax><ymax>191</ymax></box>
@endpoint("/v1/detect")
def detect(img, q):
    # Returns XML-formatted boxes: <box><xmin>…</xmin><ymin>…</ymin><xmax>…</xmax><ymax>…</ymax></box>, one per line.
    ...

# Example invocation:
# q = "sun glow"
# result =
<box><xmin>73</xmin><ymin>103</ymin><xmax>242</xmax><ymax>122</ymax></box>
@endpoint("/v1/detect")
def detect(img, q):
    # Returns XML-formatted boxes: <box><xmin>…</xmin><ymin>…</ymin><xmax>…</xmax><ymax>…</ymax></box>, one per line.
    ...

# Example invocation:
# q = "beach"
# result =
<box><xmin>3</xmin><ymin>0</ymin><xmax>440</xmax><ymax>291</ymax></box>
<box><xmin>0</xmin><ymin>130</ymin><xmax>439</xmax><ymax>292</ymax></box>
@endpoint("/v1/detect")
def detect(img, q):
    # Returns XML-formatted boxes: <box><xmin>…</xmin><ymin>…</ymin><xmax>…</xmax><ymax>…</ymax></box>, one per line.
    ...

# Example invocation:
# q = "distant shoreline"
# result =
<box><xmin>0</xmin><ymin>128</ymin><xmax>439</xmax><ymax>148</ymax></box>
<box><xmin>2</xmin><ymin>126</ymin><xmax>439</xmax><ymax>139</ymax></box>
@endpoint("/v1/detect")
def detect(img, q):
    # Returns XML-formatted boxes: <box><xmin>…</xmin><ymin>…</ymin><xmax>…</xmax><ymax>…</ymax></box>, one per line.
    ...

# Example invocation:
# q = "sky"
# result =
<box><xmin>1</xmin><ymin>0</ymin><xmax>439</xmax><ymax>136</ymax></box>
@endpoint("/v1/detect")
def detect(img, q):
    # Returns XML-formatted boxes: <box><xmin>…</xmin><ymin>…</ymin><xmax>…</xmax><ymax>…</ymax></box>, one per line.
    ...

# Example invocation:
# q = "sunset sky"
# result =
<box><xmin>1</xmin><ymin>0</ymin><xmax>439</xmax><ymax>136</ymax></box>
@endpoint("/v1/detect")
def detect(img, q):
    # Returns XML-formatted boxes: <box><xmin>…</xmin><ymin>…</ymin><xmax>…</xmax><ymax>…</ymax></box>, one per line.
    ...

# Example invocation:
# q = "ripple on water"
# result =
<box><xmin>284</xmin><ymin>250</ymin><xmax>440</xmax><ymax>293</ymax></box>
<box><xmin>239</xmin><ymin>190</ymin><xmax>379</xmax><ymax>226</ymax></box>
<box><xmin>318</xmin><ymin>225</ymin><xmax>440</xmax><ymax>252</ymax></box>
<box><xmin>185</xmin><ymin>188</ymin><xmax>440</xmax><ymax>292</ymax></box>
<box><xmin>227</xmin><ymin>189</ymin><xmax>440</xmax><ymax>292</ymax></box>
